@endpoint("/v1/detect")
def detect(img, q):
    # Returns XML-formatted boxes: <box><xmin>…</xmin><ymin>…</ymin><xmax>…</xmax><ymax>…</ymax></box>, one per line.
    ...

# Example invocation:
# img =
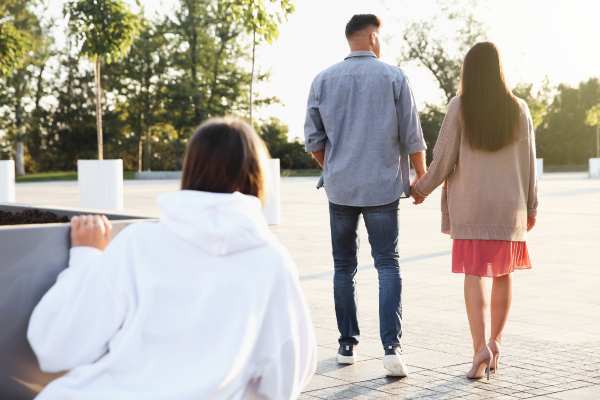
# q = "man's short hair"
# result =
<box><xmin>345</xmin><ymin>14</ymin><xmax>381</xmax><ymax>38</ymax></box>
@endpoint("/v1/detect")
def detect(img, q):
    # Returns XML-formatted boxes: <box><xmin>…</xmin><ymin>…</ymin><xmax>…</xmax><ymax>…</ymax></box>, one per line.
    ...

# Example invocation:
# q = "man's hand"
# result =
<box><xmin>70</xmin><ymin>215</ymin><xmax>113</xmax><ymax>251</ymax></box>
<box><xmin>311</xmin><ymin>150</ymin><xmax>325</xmax><ymax>169</ymax></box>
<box><xmin>410</xmin><ymin>182</ymin><xmax>426</xmax><ymax>205</ymax></box>
<box><xmin>527</xmin><ymin>215</ymin><xmax>536</xmax><ymax>231</ymax></box>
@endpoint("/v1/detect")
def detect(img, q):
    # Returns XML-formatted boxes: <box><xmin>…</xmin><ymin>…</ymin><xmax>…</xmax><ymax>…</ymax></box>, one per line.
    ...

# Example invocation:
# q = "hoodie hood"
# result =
<box><xmin>157</xmin><ymin>190</ymin><xmax>272</xmax><ymax>256</ymax></box>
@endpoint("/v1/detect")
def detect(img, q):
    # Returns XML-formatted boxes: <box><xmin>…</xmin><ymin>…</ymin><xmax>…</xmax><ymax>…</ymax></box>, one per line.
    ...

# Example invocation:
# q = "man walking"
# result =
<box><xmin>304</xmin><ymin>14</ymin><xmax>427</xmax><ymax>377</ymax></box>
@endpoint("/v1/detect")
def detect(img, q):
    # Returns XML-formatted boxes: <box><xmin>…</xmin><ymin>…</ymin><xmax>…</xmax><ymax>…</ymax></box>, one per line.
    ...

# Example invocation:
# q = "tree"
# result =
<box><xmin>43</xmin><ymin>50</ymin><xmax>98</xmax><ymax>170</ymax></box>
<box><xmin>258</xmin><ymin>118</ymin><xmax>316</xmax><ymax>169</ymax></box>
<box><xmin>400</xmin><ymin>2</ymin><xmax>485</xmax><ymax>102</ymax></box>
<box><xmin>0</xmin><ymin>16</ymin><xmax>30</xmax><ymax>77</ymax></box>
<box><xmin>419</xmin><ymin>105</ymin><xmax>446</xmax><ymax>162</ymax></box>
<box><xmin>167</xmin><ymin>0</ymin><xmax>285</xmax><ymax>133</ymax></box>
<box><xmin>537</xmin><ymin>78</ymin><xmax>600</xmax><ymax>165</ymax></box>
<box><xmin>106</xmin><ymin>18</ymin><xmax>170</xmax><ymax>171</ymax></box>
<box><xmin>585</xmin><ymin>104</ymin><xmax>600</xmax><ymax>158</ymax></box>
<box><xmin>512</xmin><ymin>81</ymin><xmax>552</xmax><ymax>129</ymax></box>
<box><xmin>241</xmin><ymin>0</ymin><xmax>294</xmax><ymax>123</ymax></box>
<box><xmin>0</xmin><ymin>0</ymin><xmax>46</xmax><ymax>175</ymax></box>
<box><xmin>65</xmin><ymin>0</ymin><xmax>141</xmax><ymax>160</ymax></box>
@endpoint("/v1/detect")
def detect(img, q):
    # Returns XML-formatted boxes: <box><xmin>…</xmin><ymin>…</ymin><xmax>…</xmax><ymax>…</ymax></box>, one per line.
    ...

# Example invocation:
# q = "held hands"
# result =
<box><xmin>410</xmin><ymin>175</ymin><xmax>426</xmax><ymax>205</ymax></box>
<box><xmin>70</xmin><ymin>215</ymin><xmax>113</xmax><ymax>251</ymax></box>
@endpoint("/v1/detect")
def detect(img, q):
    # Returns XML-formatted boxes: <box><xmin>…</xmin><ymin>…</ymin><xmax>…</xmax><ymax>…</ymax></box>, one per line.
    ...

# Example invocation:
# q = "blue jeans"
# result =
<box><xmin>329</xmin><ymin>200</ymin><xmax>402</xmax><ymax>349</ymax></box>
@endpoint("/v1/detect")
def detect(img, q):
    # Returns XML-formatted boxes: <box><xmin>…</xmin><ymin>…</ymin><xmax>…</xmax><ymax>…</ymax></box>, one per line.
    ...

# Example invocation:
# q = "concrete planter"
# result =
<box><xmin>263</xmin><ymin>159</ymin><xmax>281</xmax><ymax>225</ymax></box>
<box><xmin>78</xmin><ymin>160</ymin><xmax>124</xmax><ymax>211</ymax></box>
<box><xmin>0</xmin><ymin>204</ymin><xmax>148</xmax><ymax>399</ymax></box>
<box><xmin>0</xmin><ymin>160</ymin><xmax>15</xmax><ymax>203</ymax></box>
<box><xmin>536</xmin><ymin>158</ymin><xmax>544</xmax><ymax>180</ymax></box>
<box><xmin>589</xmin><ymin>158</ymin><xmax>600</xmax><ymax>179</ymax></box>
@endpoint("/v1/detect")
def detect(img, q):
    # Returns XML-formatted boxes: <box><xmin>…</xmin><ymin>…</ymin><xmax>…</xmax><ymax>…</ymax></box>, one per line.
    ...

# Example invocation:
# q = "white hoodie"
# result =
<box><xmin>27</xmin><ymin>191</ymin><xmax>317</xmax><ymax>400</ymax></box>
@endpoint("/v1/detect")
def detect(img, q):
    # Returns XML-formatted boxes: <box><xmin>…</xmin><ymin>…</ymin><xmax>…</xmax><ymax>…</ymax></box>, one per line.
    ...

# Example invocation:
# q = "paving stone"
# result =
<box><xmin>17</xmin><ymin>174</ymin><xmax>600</xmax><ymax>399</ymax></box>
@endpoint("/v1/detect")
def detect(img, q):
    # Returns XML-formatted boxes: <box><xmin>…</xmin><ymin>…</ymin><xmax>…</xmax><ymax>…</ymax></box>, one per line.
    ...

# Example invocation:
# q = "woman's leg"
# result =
<box><xmin>490</xmin><ymin>274</ymin><xmax>512</xmax><ymax>343</ymax></box>
<box><xmin>464</xmin><ymin>274</ymin><xmax>487</xmax><ymax>352</ymax></box>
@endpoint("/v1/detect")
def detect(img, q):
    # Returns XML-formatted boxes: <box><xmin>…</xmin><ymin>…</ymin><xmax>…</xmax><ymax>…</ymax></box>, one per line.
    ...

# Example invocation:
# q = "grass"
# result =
<box><xmin>15</xmin><ymin>169</ymin><xmax>319</xmax><ymax>182</ymax></box>
<box><xmin>282</xmin><ymin>169</ymin><xmax>321</xmax><ymax>177</ymax></box>
<box><xmin>16</xmin><ymin>171</ymin><xmax>136</xmax><ymax>183</ymax></box>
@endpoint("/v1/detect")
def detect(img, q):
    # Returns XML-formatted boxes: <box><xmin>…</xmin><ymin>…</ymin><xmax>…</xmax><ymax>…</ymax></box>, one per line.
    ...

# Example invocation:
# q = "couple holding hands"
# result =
<box><xmin>304</xmin><ymin>14</ymin><xmax>537</xmax><ymax>379</ymax></box>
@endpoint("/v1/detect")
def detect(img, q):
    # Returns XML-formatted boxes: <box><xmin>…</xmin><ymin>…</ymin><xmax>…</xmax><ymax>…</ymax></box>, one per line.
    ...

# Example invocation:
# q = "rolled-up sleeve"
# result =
<box><xmin>396</xmin><ymin>75</ymin><xmax>427</xmax><ymax>154</ymax></box>
<box><xmin>304</xmin><ymin>80</ymin><xmax>327</xmax><ymax>153</ymax></box>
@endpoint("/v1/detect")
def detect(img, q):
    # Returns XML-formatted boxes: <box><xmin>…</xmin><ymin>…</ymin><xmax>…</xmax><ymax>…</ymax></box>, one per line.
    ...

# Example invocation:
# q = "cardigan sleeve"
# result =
<box><xmin>413</xmin><ymin>97</ymin><xmax>461</xmax><ymax>197</ymax></box>
<box><xmin>524</xmin><ymin>103</ymin><xmax>539</xmax><ymax>217</ymax></box>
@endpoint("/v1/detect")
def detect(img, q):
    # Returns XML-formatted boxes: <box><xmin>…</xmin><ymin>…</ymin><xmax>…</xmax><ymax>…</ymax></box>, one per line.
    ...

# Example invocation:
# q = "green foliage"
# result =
<box><xmin>65</xmin><ymin>0</ymin><xmax>141</xmax><ymax>62</ymax></box>
<box><xmin>401</xmin><ymin>3</ymin><xmax>485</xmax><ymax>102</ymax></box>
<box><xmin>241</xmin><ymin>0</ymin><xmax>295</xmax><ymax>42</ymax></box>
<box><xmin>258</xmin><ymin>118</ymin><xmax>317</xmax><ymax>169</ymax></box>
<box><xmin>586</xmin><ymin>104</ymin><xmax>600</xmax><ymax>127</ymax></box>
<box><xmin>419</xmin><ymin>105</ymin><xmax>446</xmax><ymax>163</ymax></box>
<box><xmin>0</xmin><ymin>21</ymin><xmax>30</xmax><ymax>76</ymax></box>
<box><xmin>512</xmin><ymin>81</ymin><xmax>552</xmax><ymax>129</ymax></box>
<box><xmin>537</xmin><ymin>78</ymin><xmax>600</xmax><ymax>165</ymax></box>
<box><xmin>1</xmin><ymin>1</ymin><xmax>296</xmax><ymax>172</ymax></box>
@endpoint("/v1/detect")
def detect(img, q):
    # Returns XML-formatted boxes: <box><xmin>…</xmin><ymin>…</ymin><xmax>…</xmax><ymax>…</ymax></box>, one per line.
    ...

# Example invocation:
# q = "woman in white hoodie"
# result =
<box><xmin>27</xmin><ymin>118</ymin><xmax>317</xmax><ymax>400</ymax></box>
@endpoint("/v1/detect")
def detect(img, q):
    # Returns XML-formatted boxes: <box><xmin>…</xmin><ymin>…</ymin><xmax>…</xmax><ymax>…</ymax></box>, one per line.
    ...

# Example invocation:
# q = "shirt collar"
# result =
<box><xmin>345</xmin><ymin>50</ymin><xmax>377</xmax><ymax>60</ymax></box>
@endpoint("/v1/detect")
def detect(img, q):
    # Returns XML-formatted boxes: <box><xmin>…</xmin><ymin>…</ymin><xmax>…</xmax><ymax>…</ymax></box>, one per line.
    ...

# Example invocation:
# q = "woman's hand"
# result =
<box><xmin>527</xmin><ymin>215</ymin><xmax>536</xmax><ymax>231</ymax></box>
<box><xmin>70</xmin><ymin>215</ymin><xmax>113</xmax><ymax>251</ymax></box>
<box><xmin>411</xmin><ymin>175</ymin><xmax>426</xmax><ymax>205</ymax></box>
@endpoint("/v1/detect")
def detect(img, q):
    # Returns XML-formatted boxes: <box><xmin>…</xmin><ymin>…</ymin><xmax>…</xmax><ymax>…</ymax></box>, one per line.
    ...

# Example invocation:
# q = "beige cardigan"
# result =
<box><xmin>413</xmin><ymin>96</ymin><xmax>538</xmax><ymax>241</ymax></box>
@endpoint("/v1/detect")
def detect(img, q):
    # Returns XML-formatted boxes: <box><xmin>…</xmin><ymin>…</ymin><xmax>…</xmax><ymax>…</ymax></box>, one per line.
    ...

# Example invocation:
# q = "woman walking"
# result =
<box><xmin>28</xmin><ymin>118</ymin><xmax>317</xmax><ymax>399</ymax></box>
<box><xmin>412</xmin><ymin>42</ymin><xmax>538</xmax><ymax>380</ymax></box>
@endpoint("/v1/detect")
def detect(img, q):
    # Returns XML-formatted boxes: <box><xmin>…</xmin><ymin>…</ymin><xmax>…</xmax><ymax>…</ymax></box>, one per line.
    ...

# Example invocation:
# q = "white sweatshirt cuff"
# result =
<box><xmin>69</xmin><ymin>247</ymin><xmax>104</xmax><ymax>269</ymax></box>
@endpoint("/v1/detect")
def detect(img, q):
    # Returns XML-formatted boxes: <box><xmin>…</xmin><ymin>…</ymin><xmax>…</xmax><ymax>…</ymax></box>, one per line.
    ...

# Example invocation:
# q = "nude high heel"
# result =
<box><xmin>467</xmin><ymin>346</ymin><xmax>492</xmax><ymax>380</ymax></box>
<box><xmin>488</xmin><ymin>340</ymin><xmax>501</xmax><ymax>374</ymax></box>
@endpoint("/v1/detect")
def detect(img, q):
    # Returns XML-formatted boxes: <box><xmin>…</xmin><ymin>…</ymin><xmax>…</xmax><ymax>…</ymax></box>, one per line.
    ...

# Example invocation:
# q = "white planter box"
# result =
<box><xmin>0</xmin><ymin>160</ymin><xmax>15</xmax><ymax>203</ymax></box>
<box><xmin>590</xmin><ymin>158</ymin><xmax>600</xmax><ymax>179</ymax></box>
<box><xmin>263</xmin><ymin>159</ymin><xmax>281</xmax><ymax>225</ymax></box>
<box><xmin>536</xmin><ymin>158</ymin><xmax>544</xmax><ymax>180</ymax></box>
<box><xmin>77</xmin><ymin>160</ymin><xmax>124</xmax><ymax>211</ymax></box>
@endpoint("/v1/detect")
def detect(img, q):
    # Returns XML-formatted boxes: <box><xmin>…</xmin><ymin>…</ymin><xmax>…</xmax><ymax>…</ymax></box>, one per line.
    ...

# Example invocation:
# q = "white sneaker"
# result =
<box><xmin>383</xmin><ymin>346</ymin><xmax>408</xmax><ymax>377</ymax></box>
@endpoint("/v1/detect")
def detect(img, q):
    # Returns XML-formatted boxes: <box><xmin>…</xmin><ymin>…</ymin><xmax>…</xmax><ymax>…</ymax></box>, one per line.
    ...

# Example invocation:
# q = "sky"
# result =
<box><xmin>47</xmin><ymin>0</ymin><xmax>600</xmax><ymax>139</ymax></box>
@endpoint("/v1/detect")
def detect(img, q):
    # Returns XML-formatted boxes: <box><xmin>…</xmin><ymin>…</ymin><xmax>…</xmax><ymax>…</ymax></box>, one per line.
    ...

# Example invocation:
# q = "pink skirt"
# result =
<box><xmin>452</xmin><ymin>240</ymin><xmax>532</xmax><ymax>277</ymax></box>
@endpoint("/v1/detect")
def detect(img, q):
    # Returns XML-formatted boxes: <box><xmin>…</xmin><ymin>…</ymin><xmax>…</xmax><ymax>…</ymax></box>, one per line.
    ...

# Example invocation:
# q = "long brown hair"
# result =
<box><xmin>459</xmin><ymin>42</ymin><xmax>520</xmax><ymax>151</ymax></box>
<box><xmin>181</xmin><ymin>117</ymin><xmax>269</xmax><ymax>202</ymax></box>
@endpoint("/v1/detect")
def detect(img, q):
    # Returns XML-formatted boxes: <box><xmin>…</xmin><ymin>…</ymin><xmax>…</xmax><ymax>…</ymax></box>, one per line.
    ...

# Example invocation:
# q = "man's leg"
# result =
<box><xmin>329</xmin><ymin>202</ymin><xmax>361</xmax><ymax>347</ymax></box>
<box><xmin>362</xmin><ymin>200</ymin><xmax>401</xmax><ymax>349</ymax></box>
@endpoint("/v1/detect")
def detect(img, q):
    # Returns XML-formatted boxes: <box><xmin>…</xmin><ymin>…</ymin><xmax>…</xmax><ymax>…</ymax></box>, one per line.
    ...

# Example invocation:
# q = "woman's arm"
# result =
<box><xmin>413</xmin><ymin>98</ymin><xmax>462</xmax><ymax>198</ymax></box>
<box><xmin>525</xmin><ymin>104</ymin><xmax>538</xmax><ymax>219</ymax></box>
<box><xmin>523</xmin><ymin>103</ymin><xmax>538</xmax><ymax>230</ymax></box>
<box><xmin>27</xmin><ymin>217</ymin><xmax>131</xmax><ymax>373</ymax></box>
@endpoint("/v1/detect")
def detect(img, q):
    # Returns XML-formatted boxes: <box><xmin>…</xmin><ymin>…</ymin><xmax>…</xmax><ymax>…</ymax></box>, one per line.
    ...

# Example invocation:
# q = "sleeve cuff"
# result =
<box><xmin>412</xmin><ymin>181</ymin><xmax>430</xmax><ymax>198</ymax></box>
<box><xmin>305</xmin><ymin>141</ymin><xmax>325</xmax><ymax>153</ymax></box>
<box><xmin>405</xmin><ymin>142</ymin><xmax>427</xmax><ymax>155</ymax></box>
<box><xmin>69</xmin><ymin>246</ymin><xmax>103</xmax><ymax>269</ymax></box>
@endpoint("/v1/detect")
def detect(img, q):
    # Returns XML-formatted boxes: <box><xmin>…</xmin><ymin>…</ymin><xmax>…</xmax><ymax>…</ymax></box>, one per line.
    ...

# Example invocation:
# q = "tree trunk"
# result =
<box><xmin>144</xmin><ymin>131</ymin><xmax>152</xmax><ymax>171</ymax></box>
<box><xmin>138</xmin><ymin>138</ymin><xmax>143</xmax><ymax>173</ymax></box>
<box><xmin>14</xmin><ymin>93</ymin><xmax>25</xmax><ymax>176</ymax></box>
<box><xmin>249</xmin><ymin>25</ymin><xmax>256</xmax><ymax>125</ymax></box>
<box><xmin>94</xmin><ymin>57</ymin><xmax>104</xmax><ymax>160</ymax></box>
<box><xmin>15</xmin><ymin>141</ymin><xmax>25</xmax><ymax>176</ymax></box>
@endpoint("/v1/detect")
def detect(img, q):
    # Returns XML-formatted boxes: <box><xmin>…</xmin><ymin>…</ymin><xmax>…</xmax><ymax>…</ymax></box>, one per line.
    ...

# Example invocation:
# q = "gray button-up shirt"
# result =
<box><xmin>304</xmin><ymin>51</ymin><xmax>426</xmax><ymax>207</ymax></box>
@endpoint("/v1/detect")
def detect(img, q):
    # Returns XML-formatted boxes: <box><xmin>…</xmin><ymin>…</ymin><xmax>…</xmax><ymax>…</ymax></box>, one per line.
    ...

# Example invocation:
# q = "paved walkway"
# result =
<box><xmin>15</xmin><ymin>173</ymin><xmax>600</xmax><ymax>399</ymax></box>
